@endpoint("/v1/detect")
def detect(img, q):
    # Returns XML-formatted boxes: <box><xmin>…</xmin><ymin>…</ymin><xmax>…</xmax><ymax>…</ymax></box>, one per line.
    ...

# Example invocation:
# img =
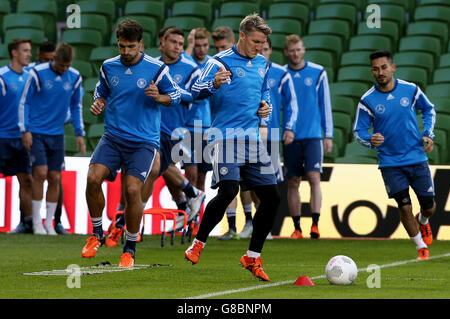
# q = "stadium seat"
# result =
<box><xmin>426</xmin><ymin>83</ymin><xmax>450</xmax><ymax>99</ymax></box>
<box><xmin>433</xmin><ymin>98</ymin><xmax>450</xmax><ymax>115</ymax></box>
<box><xmin>367</xmin><ymin>0</ymin><xmax>409</xmax><ymax>11</ymax></box>
<box><xmin>419</xmin><ymin>0</ymin><xmax>450</xmax><ymax>6</ymax></box>
<box><xmin>393</xmin><ymin>51</ymin><xmax>435</xmax><ymax>83</ymax></box>
<box><xmin>64</xmin><ymin>135</ymin><xmax>79</xmax><ymax>156</ymax></box>
<box><xmin>71</xmin><ymin>60</ymin><xmax>93</xmax><ymax>79</ymax></box>
<box><xmin>348</xmin><ymin>35</ymin><xmax>392</xmax><ymax>53</ymax></box>
<box><xmin>2</xmin><ymin>13</ymin><xmax>44</xmax><ymax>33</ymax></box>
<box><xmin>80</xmin><ymin>14</ymin><xmax>109</xmax><ymax>45</ymax></box>
<box><xmin>344</xmin><ymin>141</ymin><xmax>378</xmax><ymax>159</ymax></box>
<box><xmin>323</xmin><ymin>141</ymin><xmax>339</xmax><ymax>163</ymax></box>
<box><xmin>211</xmin><ymin>17</ymin><xmax>241</xmax><ymax>33</ymax></box>
<box><xmin>172</xmin><ymin>1</ymin><xmax>212</xmax><ymax>26</ymax></box>
<box><xmin>83</xmin><ymin>77</ymin><xmax>99</xmax><ymax>94</ymax></box>
<box><xmin>17</xmin><ymin>0</ymin><xmax>57</xmax><ymax>42</ymax></box>
<box><xmin>0</xmin><ymin>43</ymin><xmax>7</xmax><ymax>59</ymax></box>
<box><xmin>62</xmin><ymin>29</ymin><xmax>103</xmax><ymax>61</ymax></box>
<box><xmin>426</xmin><ymin>146</ymin><xmax>440</xmax><ymax>165</ymax></box>
<box><xmin>337</xmin><ymin>66</ymin><xmax>374</xmax><ymax>86</ymax></box>
<box><xmin>434</xmin><ymin>114</ymin><xmax>450</xmax><ymax>150</ymax></box>
<box><xmin>269</xmin><ymin>33</ymin><xmax>287</xmax><ymax>51</ymax></box>
<box><xmin>363</xmin><ymin>4</ymin><xmax>406</xmax><ymax>34</ymax></box>
<box><xmin>432</xmin><ymin>68</ymin><xmax>450</xmax><ymax>84</ymax></box>
<box><xmin>340</xmin><ymin>51</ymin><xmax>371</xmax><ymax>67</ymax></box>
<box><xmin>332</xmin><ymin>127</ymin><xmax>346</xmax><ymax>156</ymax></box>
<box><xmin>87</xmin><ymin>123</ymin><xmax>105</xmax><ymax>150</ymax></box>
<box><xmin>407</xmin><ymin>22</ymin><xmax>448</xmax><ymax>53</ymax></box>
<box><xmin>304</xmin><ymin>50</ymin><xmax>334</xmax><ymax>69</ymax></box>
<box><xmin>330</xmin><ymin>81</ymin><xmax>370</xmax><ymax>103</ymax></box>
<box><xmin>4</xmin><ymin>29</ymin><xmax>45</xmax><ymax>58</ymax></box>
<box><xmin>144</xmin><ymin>47</ymin><xmax>162</xmax><ymax>59</ymax></box>
<box><xmin>267</xmin><ymin>3</ymin><xmax>310</xmax><ymax>31</ymax></box>
<box><xmin>266</xmin><ymin>19</ymin><xmax>302</xmax><ymax>36</ymax></box>
<box><xmin>357</xmin><ymin>21</ymin><xmax>399</xmax><ymax>52</ymax></box>
<box><xmin>433</xmin><ymin>128</ymin><xmax>448</xmax><ymax>164</ymax></box>
<box><xmin>64</xmin><ymin>123</ymin><xmax>75</xmax><ymax>136</ymax></box>
<box><xmin>124</xmin><ymin>1</ymin><xmax>164</xmax><ymax>29</ymax></box>
<box><xmin>395</xmin><ymin>66</ymin><xmax>428</xmax><ymax>90</ymax></box>
<box><xmin>78</xmin><ymin>0</ymin><xmax>116</xmax><ymax>28</ymax></box>
<box><xmin>0</xmin><ymin>1</ymin><xmax>11</xmax><ymax>35</ymax></box>
<box><xmin>302</xmin><ymin>35</ymin><xmax>343</xmax><ymax>68</ymax></box>
<box><xmin>108</xmin><ymin>29</ymin><xmax>152</xmax><ymax>49</ymax></box>
<box><xmin>272</xmin><ymin>0</ymin><xmax>315</xmax><ymax>9</ymax></box>
<box><xmin>315</xmin><ymin>4</ymin><xmax>357</xmax><ymax>35</ymax></box>
<box><xmin>219</xmin><ymin>2</ymin><xmax>260</xmax><ymax>18</ymax></box>
<box><xmin>0</xmin><ymin>58</ymin><xmax>9</xmax><ymax>67</ymax></box>
<box><xmin>82</xmin><ymin>104</ymin><xmax>98</xmax><ymax>126</ymax></box>
<box><xmin>439</xmin><ymin>53</ymin><xmax>450</xmax><ymax>68</ymax></box>
<box><xmin>333</xmin><ymin>112</ymin><xmax>353</xmax><ymax>142</ymax></box>
<box><xmin>163</xmin><ymin>17</ymin><xmax>205</xmax><ymax>34</ymax></box>
<box><xmin>269</xmin><ymin>49</ymin><xmax>285</xmax><ymax>66</ymax></box>
<box><xmin>414</xmin><ymin>6</ymin><xmax>450</xmax><ymax>27</ymax></box>
<box><xmin>90</xmin><ymin>46</ymin><xmax>119</xmax><ymax>76</ymax></box>
<box><xmin>399</xmin><ymin>36</ymin><xmax>442</xmax><ymax>63</ymax></box>
<box><xmin>319</xmin><ymin>0</ymin><xmax>362</xmax><ymax>9</ymax></box>
<box><xmin>332</xmin><ymin>95</ymin><xmax>356</xmax><ymax>119</ymax></box>
<box><xmin>308</xmin><ymin>19</ymin><xmax>351</xmax><ymax>44</ymax></box>
<box><xmin>334</xmin><ymin>155</ymin><xmax>378</xmax><ymax>164</ymax></box>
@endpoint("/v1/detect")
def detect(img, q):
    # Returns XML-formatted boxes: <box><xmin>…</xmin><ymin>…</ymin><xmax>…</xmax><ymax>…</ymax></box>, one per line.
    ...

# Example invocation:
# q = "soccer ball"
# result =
<box><xmin>325</xmin><ymin>255</ymin><xmax>358</xmax><ymax>285</ymax></box>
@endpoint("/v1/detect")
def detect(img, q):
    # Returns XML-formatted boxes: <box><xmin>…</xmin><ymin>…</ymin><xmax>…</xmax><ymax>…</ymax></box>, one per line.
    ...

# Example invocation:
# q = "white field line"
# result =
<box><xmin>20</xmin><ymin>264</ymin><xmax>172</xmax><ymax>276</ymax></box>
<box><xmin>184</xmin><ymin>252</ymin><xmax>450</xmax><ymax>299</ymax></box>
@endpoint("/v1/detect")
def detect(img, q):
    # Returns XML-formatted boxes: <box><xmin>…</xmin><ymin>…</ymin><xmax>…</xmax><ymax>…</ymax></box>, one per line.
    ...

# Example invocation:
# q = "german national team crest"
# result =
<box><xmin>236</xmin><ymin>67</ymin><xmax>245</xmax><ymax>78</ymax></box>
<box><xmin>45</xmin><ymin>80</ymin><xmax>53</xmax><ymax>90</ymax></box>
<box><xmin>173</xmin><ymin>74</ymin><xmax>183</xmax><ymax>84</ymax></box>
<box><xmin>304</xmin><ymin>77</ymin><xmax>313</xmax><ymax>86</ymax></box>
<box><xmin>63</xmin><ymin>82</ymin><xmax>72</xmax><ymax>91</ymax></box>
<box><xmin>220</xmin><ymin>167</ymin><xmax>228</xmax><ymax>175</ymax></box>
<box><xmin>110</xmin><ymin>76</ymin><xmax>119</xmax><ymax>86</ymax></box>
<box><xmin>268</xmin><ymin>78</ymin><xmax>276</xmax><ymax>88</ymax></box>
<box><xmin>400</xmin><ymin>97</ymin><xmax>409</xmax><ymax>107</ymax></box>
<box><xmin>137</xmin><ymin>78</ymin><xmax>147</xmax><ymax>88</ymax></box>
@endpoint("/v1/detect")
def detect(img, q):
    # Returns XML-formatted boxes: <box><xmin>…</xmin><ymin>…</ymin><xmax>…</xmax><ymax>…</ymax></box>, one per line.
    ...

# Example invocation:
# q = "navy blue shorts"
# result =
<box><xmin>181</xmin><ymin>130</ymin><xmax>213</xmax><ymax>173</ymax></box>
<box><xmin>211</xmin><ymin>139</ymin><xmax>277</xmax><ymax>191</ymax></box>
<box><xmin>283</xmin><ymin>138</ymin><xmax>323</xmax><ymax>178</ymax></box>
<box><xmin>0</xmin><ymin>138</ymin><xmax>32</xmax><ymax>176</ymax></box>
<box><xmin>30</xmin><ymin>133</ymin><xmax>64</xmax><ymax>171</ymax></box>
<box><xmin>90</xmin><ymin>132</ymin><xmax>157</xmax><ymax>183</ymax></box>
<box><xmin>380</xmin><ymin>162</ymin><xmax>435</xmax><ymax>198</ymax></box>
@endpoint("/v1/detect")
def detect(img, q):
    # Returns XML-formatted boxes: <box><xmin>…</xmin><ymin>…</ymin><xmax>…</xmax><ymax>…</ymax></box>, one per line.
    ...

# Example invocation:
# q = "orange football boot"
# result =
<box><xmin>240</xmin><ymin>255</ymin><xmax>270</xmax><ymax>282</ymax></box>
<box><xmin>105</xmin><ymin>224</ymin><xmax>124</xmax><ymax>247</ymax></box>
<box><xmin>290</xmin><ymin>229</ymin><xmax>303</xmax><ymax>239</ymax></box>
<box><xmin>118</xmin><ymin>252</ymin><xmax>134</xmax><ymax>267</ymax></box>
<box><xmin>184</xmin><ymin>241</ymin><xmax>204</xmax><ymax>264</ymax></box>
<box><xmin>415</xmin><ymin>213</ymin><xmax>433</xmax><ymax>246</ymax></box>
<box><xmin>310</xmin><ymin>224</ymin><xmax>320</xmax><ymax>239</ymax></box>
<box><xmin>417</xmin><ymin>248</ymin><xmax>430</xmax><ymax>260</ymax></box>
<box><xmin>82</xmin><ymin>235</ymin><xmax>102</xmax><ymax>258</ymax></box>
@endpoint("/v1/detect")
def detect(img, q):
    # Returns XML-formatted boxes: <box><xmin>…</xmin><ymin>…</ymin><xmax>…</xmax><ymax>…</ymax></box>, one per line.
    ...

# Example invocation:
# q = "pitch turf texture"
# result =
<box><xmin>0</xmin><ymin>233</ymin><xmax>449</xmax><ymax>299</ymax></box>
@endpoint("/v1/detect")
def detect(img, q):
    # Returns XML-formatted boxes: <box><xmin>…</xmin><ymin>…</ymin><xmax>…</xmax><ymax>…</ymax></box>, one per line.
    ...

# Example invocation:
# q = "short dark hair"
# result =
<box><xmin>266</xmin><ymin>36</ymin><xmax>272</xmax><ymax>49</ymax></box>
<box><xmin>163</xmin><ymin>27</ymin><xmax>184</xmax><ymax>40</ymax></box>
<box><xmin>116</xmin><ymin>19</ymin><xmax>143</xmax><ymax>42</ymax></box>
<box><xmin>39</xmin><ymin>41</ymin><xmax>55</xmax><ymax>53</ymax></box>
<box><xmin>158</xmin><ymin>26</ymin><xmax>176</xmax><ymax>39</ymax></box>
<box><xmin>54</xmin><ymin>43</ymin><xmax>74</xmax><ymax>63</ymax></box>
<box><xmin>8</xmin><ymin>38</ymin><xmax>31</xmax><ymax>58</ymax></box>
<box><xmin>369</xmin><ymin>50</ymin><xmax>393</xmax><ymax>63</ymax></box>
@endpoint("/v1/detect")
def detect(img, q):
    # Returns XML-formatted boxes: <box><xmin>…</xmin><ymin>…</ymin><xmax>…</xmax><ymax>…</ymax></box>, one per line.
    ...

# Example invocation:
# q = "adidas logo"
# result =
<box><xmin>427</xmin><ymin>186</ymin><xmax>433</xmax><ymax>192</ymax></box>
<box><xmin>387</xmin><ymin>93</ymin><xmax>394</xmax><ymax>100</ymax></box>
<box><xmin>18</xmin><ymin>76</ymin><xmax>23</xmax><ymax>82</ymax></box>
<box><xmin>314</xmin><ymin>163</ymin><xmax>321</xmax><ymax>169</ymax></box>
<box><xmin>55</xmin><ymin>76</ymin><xmax>62</xmax><ymax>81</ymax></box>
<box><xmin>246</xmin><ymin>60</ymin><xmax>252</xmax><ymax>67</ymax></box>
<box><xmin>125</xmin><ymin>68</ymin><xmax>132</xmax><ymax>75</ymax></box>
<box><xmin>140</xmin><ymin>171</ymin><xmax>147</xmax><ymax>178</ymax></box>
<box><xmin>294</xmin><ymin>73</ymin><xmax>301</xmax><ymax>78</ymax></box>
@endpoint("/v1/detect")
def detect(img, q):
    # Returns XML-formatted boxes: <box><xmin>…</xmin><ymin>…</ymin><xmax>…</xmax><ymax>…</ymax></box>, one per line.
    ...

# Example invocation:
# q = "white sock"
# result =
<box><xmin>142</xmin><ymin>201</ymin><xmax>147</xmax><ymax>210</ymax></box>
<box><xmin>418</xmin><ymin>212</ymin><xmax>429</xmax><ymax>225</ymax></box>
<box><xmin>193</xmin><ymin>238</ymin><xmax>205</xmax><ymax>248</ymax></box>
<box><xmin>246</xmin><ymin>250</ymin><xmax>260</xmax><ymax>258</ymax></box>
<box><xmin>32</xmin><ymin>200</ymin><xmax>42</xmax><ymax>227</ymax></box>
<box><xmin>411</xmin><ymin>232</ymin><xmax>427</xmax><ymax>250</ymax></box>
<box><xmin>45</xmin><ymin>202</ymin><xmax>57</xmax><ymax>228</ymax></box>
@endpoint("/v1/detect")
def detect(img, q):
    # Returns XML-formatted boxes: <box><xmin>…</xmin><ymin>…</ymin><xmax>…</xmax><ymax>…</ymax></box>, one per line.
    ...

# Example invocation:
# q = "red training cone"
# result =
<box><xmin>294</xmin><ymin>276</ymin><xmax>315</xmax><ymax>286</ymax></box>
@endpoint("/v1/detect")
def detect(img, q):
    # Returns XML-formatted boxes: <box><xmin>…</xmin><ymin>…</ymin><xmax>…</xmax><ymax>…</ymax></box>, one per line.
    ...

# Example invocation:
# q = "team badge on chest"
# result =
<box><xmin>137</xmin><ymin>78</ymin><xmax>147</xmax><ymax>88</ymax></box>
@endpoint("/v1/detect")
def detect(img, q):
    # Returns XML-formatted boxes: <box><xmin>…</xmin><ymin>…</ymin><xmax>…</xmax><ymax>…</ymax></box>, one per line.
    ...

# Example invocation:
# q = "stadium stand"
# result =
<box><xmin>1</xmin><ymin>0</ymin><xmax>447</xmax><ymax>164</ymax></box>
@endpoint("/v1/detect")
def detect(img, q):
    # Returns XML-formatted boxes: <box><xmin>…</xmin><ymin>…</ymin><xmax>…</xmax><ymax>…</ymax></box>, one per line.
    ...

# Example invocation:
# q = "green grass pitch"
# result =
<box><xmin>0</xmin><ymin>233</ymin><xmax>449</xmax><ymax>299</ymax></box>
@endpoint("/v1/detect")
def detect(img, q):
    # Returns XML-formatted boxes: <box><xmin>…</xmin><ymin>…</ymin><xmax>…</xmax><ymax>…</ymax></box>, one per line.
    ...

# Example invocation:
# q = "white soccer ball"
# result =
<box><xmin>325</xmin><ymin>255</ymin><xmax>358</xmax><ymax>285</ymax></box>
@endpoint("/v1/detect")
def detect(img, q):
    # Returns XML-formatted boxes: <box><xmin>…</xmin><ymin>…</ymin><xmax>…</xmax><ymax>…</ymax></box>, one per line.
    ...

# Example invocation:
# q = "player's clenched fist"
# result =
<box><xmin>213</xmin><ymin>67</ymin><xmax>232</xmax><ymax>89</ymax></box>
<box><xmin>371</xmin><ymin>132</ymin><xmax>384</xmax><ymax>147</ymax></box>
<box><xmin>257</xmin><ymin>100</ymin><xmax>271</xmax><ymax>118</ymax></box>
<box><xmin>91</xmin><ymin>97</ymin><xmax>106</xmax><ymax>115</ymax></box>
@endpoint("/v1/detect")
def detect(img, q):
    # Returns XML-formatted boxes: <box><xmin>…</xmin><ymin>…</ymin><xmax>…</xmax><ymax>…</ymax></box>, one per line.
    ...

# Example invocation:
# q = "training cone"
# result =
<box><xmin>294</xmin><ymin>276</ymin><xmax>314</xmax><ymax>286</ymax></box>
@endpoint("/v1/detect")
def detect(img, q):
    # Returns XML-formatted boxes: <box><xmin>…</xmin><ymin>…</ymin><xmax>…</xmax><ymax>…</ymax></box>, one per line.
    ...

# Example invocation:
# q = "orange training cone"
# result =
<box><xmin>294</xmin><ymin>276</ymin><xmax>315</xmax><ymax>286</ymax></box>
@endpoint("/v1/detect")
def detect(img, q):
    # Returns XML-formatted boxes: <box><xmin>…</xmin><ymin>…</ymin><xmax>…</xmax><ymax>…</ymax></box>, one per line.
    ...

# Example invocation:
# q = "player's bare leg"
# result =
<box><xmin>287</xmin><ymin>176</ymin><xmax>303</xmax><ymax>238</ymax></box>
<box><xmin>399</xmin><ymin>204</ymin><xmax>429</xmax><ymax>259</ymax></box>
<box><xmin>307</xmin><ymin>171</ymin><xmax>321</xmax><ymax>238</ymax></box>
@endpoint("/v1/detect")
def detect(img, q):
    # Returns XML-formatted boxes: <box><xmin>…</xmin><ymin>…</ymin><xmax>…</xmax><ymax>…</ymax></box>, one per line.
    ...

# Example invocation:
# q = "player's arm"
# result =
<box><xmin>191</xmin><ymin>59</ymin><xmax>228</xmax><ymax>100</ymax></box>
<box><xmin>258</xmin><ymin>63</ymin><xmax>272</xmax><ymax>119</ymax></box>
<box><xmin>19</xmin><ymin>69</ymin><xmax>39</xmax><ymax>151</ymax></box>
<box><xmin>353</xmin><ymin>101</ymin><xmax>378</xmax><ymax>148</ymax></box>
<box><xmin>179</xmin><ymin>67</ymin><xmax>202</xmax><ymax>106</ymax></box>
<box><xmin>70</xmin><ymin>77</ymin><xmax>86</xmax><ymax>154</ymax></box>
<box><xmin>146</xmin><ymin>64</ymin><xmax>181</xmax><ymax>106</ymax></box>
<box><xmin>413</xmin><ymin>87</ymin><xmax>436</xmax><ymax>153</ymax></box>
<box><xmin>184</xmin><ymin>29</ymin><xmax>196</xmax><ymax>57</ymax></box>
<box><xmin>92</xmin><ymin>64</ymin><xmax>110</xmax><ymax>115</ymax></box>
<box><xmin>280</xmin><ymin>72</ymin><xmax>297</xmax><ymax>145</ymax></box>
